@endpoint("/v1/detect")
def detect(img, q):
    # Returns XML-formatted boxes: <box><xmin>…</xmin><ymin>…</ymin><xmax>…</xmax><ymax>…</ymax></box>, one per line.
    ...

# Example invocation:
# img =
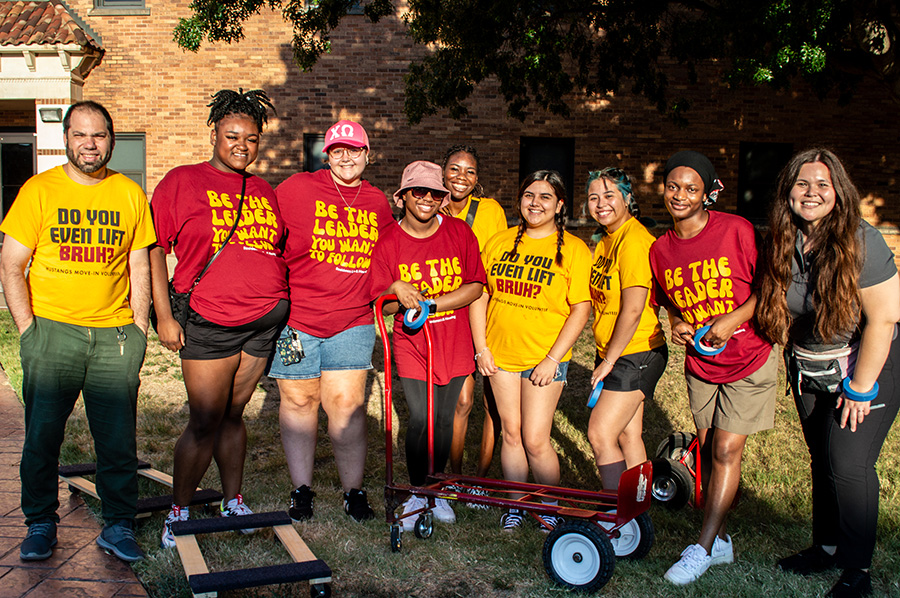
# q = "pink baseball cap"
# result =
<box><xmin>323</xmin><ymin>120</ymin><xmax>369</xmax><ymax>152</ymax></box>
<box><xmin>393</xmin><ymin>161</ymin><xmax>451</xmax><ymax>209</ymax></box>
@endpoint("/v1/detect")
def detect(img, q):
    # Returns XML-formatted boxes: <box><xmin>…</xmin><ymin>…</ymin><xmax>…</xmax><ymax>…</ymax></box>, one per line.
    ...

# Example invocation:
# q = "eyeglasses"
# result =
<box><xmin>409</xmin><ymin>187</ymin><xmax>449</xmax><ymax>201</ymax></box>
<box><xmin>328</xmin><ymin>147</ymin><xmax>364</xmax><ymax>159</ymax></box>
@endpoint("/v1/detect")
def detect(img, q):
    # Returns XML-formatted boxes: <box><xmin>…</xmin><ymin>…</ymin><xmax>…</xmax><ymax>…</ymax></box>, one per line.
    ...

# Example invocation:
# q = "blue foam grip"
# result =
<box><xmin>841</xmin><ymin>378</ymin><xmax>879</xmax><ymax>402</ymax></box>
<box><xmin>189</xmin><ymin>560</ymin><xmax>332</xmax><ymax>594</ymax></box>
<box><xmin>587</xmin><ymin>381</ymin><xmax>604</xmax><ymax>408</ymax></box>
<box><xmin>171</xmin><ymin>511</ymin><xmax>292</xmax><ymax>536</ymax></box>
<box><xmin>693</xmin><ymin>325</ymin><xmax>726</xmax><ymax>356</ymax></box>
<box><xmin>403</xmin><ymin>301</ymin><xmax>430</xmax><ymax>329</ymax></box>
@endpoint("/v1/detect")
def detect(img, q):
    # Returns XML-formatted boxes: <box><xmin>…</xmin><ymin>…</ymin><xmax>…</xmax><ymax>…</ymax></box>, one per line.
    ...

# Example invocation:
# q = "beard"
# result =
<box><xmin>66</xmin><ymin>145</ymin><xmax>111</xmax><ymax>174</ymax></box>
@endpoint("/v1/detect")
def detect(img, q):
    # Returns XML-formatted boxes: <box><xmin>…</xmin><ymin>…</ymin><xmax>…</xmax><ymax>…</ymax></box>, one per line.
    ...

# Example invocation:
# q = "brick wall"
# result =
<box><xmin>0</xmin><ymin>107</ymin><xmax>35</xmax><ymax>128</ymax></box>
<box><xmin>69</xmin><ymin>0</ymin><xmax>900</xmax><ymax>264</ymax></box>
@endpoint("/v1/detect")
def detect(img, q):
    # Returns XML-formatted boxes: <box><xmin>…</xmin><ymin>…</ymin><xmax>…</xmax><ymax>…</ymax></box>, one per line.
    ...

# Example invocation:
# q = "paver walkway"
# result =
<box><xmin>0</xmin><ymin>370</ymin><xmax>148</xmax><ymax>597</ymax></box>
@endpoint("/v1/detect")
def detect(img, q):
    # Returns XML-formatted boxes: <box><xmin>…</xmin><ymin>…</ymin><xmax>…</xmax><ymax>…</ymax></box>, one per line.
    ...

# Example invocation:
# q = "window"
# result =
<box><xmin>305</xmin><ymin>0</ymin><xmax>365</xmax><ymax>14</ymax></box>
<box><xmin>737</xmin><ymin>142</ymin><xmax>794</xmax><ymax>225</ymax></box>
<box><xmin>304</xmin><ymin>134</ymin><xmax>328</xmax><ymax>172</ymax></box>
<box><xmin>91</xmin><ymin>0</ymin><xmax>149</xmax><ymax>15</ymax></box>
<box><xmin>519</xmin><ymin>137</ymin><xmax>576</xmax><ymax>213</ymax></box>
<box><xmin>108</xmin><ymin>134</ymin><xmax>146</xmax><ymax>190</ymax></box>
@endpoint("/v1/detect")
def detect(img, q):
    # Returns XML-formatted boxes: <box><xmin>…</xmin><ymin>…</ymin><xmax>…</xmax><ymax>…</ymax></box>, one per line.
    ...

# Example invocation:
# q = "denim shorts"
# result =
<box><xmin>500</xmin><ymin>360</ymin><xmax>570</xmax><ymax>383</ymax></box>
<box><xmin>267</xmin><ymin>323</ymin><xmax>375</xmax><ymax>380</ymax></box>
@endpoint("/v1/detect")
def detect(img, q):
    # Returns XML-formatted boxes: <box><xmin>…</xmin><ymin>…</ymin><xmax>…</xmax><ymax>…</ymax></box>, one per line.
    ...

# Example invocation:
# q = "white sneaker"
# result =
<box><xmin>400</xmin><ymin>495</ymin><xmax>426</xmax><ymax>532</ymax></box>
<box><xmin>710</xmin><ymin>534</ymin><xmax>734</xmax><ymax>566</ymax></box>
<box><xmin>220</xmin><ymin>494</ymin><xmax>257</xmax><ymax>534</ymax></box>
<box><xmin>161</xmin><ymin>505</ymin><xmax>188</xmax><ymax>549</ymax></box>
<box><xmin>433</xmin><ymin>498</ymin><xmax>456</xmax><ymax>523</ymax></box>
<box><xmin>664</xmin><ymin>543</ymin><xmax>712</xmax><ymax>585</ymax></box>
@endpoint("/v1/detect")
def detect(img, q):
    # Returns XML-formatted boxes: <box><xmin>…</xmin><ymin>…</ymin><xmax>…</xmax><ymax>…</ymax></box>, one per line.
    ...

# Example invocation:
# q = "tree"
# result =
<box><xmin>174</xmin><ymin>0</ymin><xmax>900</xmax><ymax>123</ymax></box>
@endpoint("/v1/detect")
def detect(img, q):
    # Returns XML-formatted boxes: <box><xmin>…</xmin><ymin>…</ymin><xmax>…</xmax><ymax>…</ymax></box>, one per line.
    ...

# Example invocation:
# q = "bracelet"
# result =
<box><xmin>601</xmin><ymin>357</ymin><xmax>615</xmax><ymax>366</ymax></box>
<box><xmin>841</xmin><ymin>377</ymin><xmax>879</xmax><ymax>402</ymax></box>
<box><xmin>546</xmin><ymin>354</ymin><xmax>561</xmax><ymax>365</ymax></box>
<box><xmin>475</xmin><ymin>347</ymin><xmax>490</xmax><ymax>360</ymax></box>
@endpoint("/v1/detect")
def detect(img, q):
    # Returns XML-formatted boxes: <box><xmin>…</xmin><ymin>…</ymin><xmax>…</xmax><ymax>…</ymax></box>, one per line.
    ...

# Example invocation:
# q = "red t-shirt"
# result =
<box><xmin>152</xmin><ymin>162</ymin><xmax>287</xmax><ymax>326</ymax></box>
<box><xmin>649</xmin><ymin>210</ymin><xmax>772</xmax><ymax>383</ymax></box>
<box><xmin>276</xmin><ymin>169</ymin><xmax>395</xmax><ymax>337</ymax></box>
<box><xmin>370</xmin><ymin>216</ymin><xmax>487</xmax><ymax>385</ymax></box>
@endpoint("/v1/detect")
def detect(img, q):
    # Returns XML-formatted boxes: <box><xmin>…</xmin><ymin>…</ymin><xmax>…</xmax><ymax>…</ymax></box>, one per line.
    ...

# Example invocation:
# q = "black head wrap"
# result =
<box><xmin>663</xmin><ymin>150</ymin><xmax>724</xmax><ymax>206</ymax></box>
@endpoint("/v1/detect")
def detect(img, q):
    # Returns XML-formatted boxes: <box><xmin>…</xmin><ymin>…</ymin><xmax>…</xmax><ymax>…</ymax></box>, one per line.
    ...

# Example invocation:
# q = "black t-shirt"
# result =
<box><xmin>787</xmin><ymin>221</ymin><xmax>896</xmax><ymax>344</ymax></box>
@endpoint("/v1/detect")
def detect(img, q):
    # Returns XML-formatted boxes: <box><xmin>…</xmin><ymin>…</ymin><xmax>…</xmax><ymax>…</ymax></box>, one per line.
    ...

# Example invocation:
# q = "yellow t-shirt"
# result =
<box><xmin>0</xmin><ymin>166</ymin><xmax>156</xmax><ymax>327</ymax></box>
<box><xmin>483</xmin><ymin>227</ymin><xmax>592</xmax><ymax>371</ymax></box>
<box><xmin>590</xmin><ymin>217</ymin><xmax>665</xmax><ymax>358</ymax></box>
<box><xmin>451</xmin><ymin>196</ymin><xmax>508</xmax><ymax>250</ymax></box>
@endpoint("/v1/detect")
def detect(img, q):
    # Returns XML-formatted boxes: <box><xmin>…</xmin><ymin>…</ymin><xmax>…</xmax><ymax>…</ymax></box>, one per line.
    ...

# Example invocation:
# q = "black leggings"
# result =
<box><xmin>400</xmin><ymin>376</ymin><xmax>466</xmax><ymax>486</ymax></box>
<box><xmin>790</xmin><ymin>330</ymin><xmax>900</xmax><ymax>569</ymax></box>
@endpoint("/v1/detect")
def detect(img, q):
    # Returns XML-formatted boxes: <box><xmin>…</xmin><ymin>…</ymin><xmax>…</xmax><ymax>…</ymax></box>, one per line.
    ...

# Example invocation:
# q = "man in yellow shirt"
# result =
<box><xmin>0</xmin><ymin>102</ymin><xmax>155</xmax><ymax>563</ymax></box>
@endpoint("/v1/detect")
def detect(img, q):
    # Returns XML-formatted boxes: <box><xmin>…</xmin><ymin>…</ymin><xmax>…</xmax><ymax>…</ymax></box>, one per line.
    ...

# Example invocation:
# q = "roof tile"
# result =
<box><xmin>0</xmin><ymin>0</ymin><xmax>101</xmax><ymax>48</ymax></box>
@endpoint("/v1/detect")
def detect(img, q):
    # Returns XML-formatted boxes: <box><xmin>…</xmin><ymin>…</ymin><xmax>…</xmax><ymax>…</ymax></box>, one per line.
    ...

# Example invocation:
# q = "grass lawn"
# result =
<box><xmin>0</xmin><ymin>310</ymin><xmax>898</xmax><ymax>597</ymax></box>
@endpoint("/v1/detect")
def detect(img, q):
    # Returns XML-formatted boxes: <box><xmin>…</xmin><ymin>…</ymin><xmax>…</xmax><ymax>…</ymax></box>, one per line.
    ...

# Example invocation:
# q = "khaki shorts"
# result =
<box><xmin>686</xmin><ymin>348</ymin><xmax>777</xmax><ymax>435</ymax></box>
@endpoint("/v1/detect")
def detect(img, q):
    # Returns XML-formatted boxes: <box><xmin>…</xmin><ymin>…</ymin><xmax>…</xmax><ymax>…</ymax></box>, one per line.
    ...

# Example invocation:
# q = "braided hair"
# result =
<box><xmin>441</xmin><ymin>144</ymin><xmax>484</xmax><ymax>198</ymax></box>
<box><xmin>206</xmin><ymin>88</ymin><xmax>275</xmax><ymax>131</ymax></box>
<box><xmin>510</xmin><ymin>170</ymin><xmax>568</xmax><ymax>266</ymax></box>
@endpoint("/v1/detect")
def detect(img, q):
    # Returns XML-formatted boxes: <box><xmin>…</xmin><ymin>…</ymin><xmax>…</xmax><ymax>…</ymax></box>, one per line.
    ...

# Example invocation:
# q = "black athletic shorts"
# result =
<box><xmin>594</xmin><ymin>344</ymin><xmax>668</xmax><ymax>400</ymax></box>
<box><xmin>180</xmin><ymin>299</ymin><xmax>289</xmax><ymax>360</ymax></box>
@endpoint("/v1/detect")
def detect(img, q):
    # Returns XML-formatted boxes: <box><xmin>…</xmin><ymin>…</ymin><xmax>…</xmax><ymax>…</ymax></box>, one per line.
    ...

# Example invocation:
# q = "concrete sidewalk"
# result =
<box><xmin>0</xmin><ymin>370</ymin><xmax>147</xmax><ymax>597</ymax></box>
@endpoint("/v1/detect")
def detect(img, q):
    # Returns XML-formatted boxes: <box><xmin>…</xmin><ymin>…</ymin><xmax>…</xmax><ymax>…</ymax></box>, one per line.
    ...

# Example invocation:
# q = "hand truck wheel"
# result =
<box><xmin>542</xmin><ymin>520</ymin><xmax>615</xmax><ymax>592</ymax></box>
<box><xmin>414</xmin><ymin>512</ymin><xmax>434</xmax><ymax>539</ymax></box>
<box><xmin>390</xmin><ymin>525</ymin><xmax>402</xmax><ymax>553</ymax></box>
<box><xmin>650</xmin><ymin>458</ymin><xmax>692</xmax><ymax>510</ymax></box>
<box><xmin>597</xmin><ymin>511</ymin><xmax>655</xmax><ymax>560</ymax></box>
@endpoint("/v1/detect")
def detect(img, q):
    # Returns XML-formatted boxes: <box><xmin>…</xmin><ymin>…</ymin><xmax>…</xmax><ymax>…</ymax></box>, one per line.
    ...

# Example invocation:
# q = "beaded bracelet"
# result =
<box><xmin>841</xmin><ymin>377</ymin><xmax>879</xmax><ymax>402</ymax></box>
<box><xmin>475</xmin><ymin>347</ymin><xmax>490</xmax><ymax>360</ymax></box>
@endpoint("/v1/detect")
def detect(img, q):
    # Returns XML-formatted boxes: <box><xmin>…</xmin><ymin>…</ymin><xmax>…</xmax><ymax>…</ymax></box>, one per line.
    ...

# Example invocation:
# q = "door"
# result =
<box><xmin>0</xmin><ymin>133</ymin><xmax>37</xmax><ymax>220</ymax></box>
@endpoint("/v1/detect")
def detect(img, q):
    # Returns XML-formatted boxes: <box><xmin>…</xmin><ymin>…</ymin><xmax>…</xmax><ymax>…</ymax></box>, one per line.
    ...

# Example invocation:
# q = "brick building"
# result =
<box><xmin>2</xmin><ymin>0</ymin><xmax>899</xmax><ymax>256</ymax></box>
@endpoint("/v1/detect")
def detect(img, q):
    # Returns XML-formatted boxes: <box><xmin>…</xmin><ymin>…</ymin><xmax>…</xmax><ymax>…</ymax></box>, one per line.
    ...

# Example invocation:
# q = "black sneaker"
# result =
<box><xmin>343</xmin><ymin>488</ymin><xmax>375</xmax><ymax>522</ymax></box>
<box><xmin>777</xmin><ymin>545</ymin><xmax>837</xmax><ymax>575</ymax></box>
<box><xmin>289</xmin><ymin>485</ymin><xmax>315</xmax><ymax>521</ymax></box>
<box><xmin>20</xmin><ymin>519</ymin><xmax>57</xmax><ymax>561</ymax></box>
<box><xmin>827</xmin><ymin>569</ymin><xmax>873</xmax><ymax>598</ymax></box>
<box><xmin>96</xmin><ymin>519</ymin><xmax>144</xmax><ymax>563</ymax></box>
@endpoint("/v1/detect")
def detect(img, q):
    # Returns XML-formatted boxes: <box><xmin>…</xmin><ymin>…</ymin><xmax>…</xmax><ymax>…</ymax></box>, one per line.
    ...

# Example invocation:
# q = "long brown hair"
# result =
<box><xmin>756</xmin><ymin>148</ymin><xmax>862</xmax><ymax>344</ymax></box>
<box><xmin>510</xmin><ymin>170</ymin><xmax>567</xmax><ymax>266</ymax></box>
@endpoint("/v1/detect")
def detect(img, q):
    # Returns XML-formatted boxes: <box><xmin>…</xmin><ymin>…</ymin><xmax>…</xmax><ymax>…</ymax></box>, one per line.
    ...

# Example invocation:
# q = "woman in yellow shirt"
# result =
<box><xmin>585</xmin><ymin>168</ymin><xmax>667</xmax><ymax>490</ymax></box>
<box><xmin>470</xmin><ymin>170</ymin><xmax>592</xmax><ymax>530</ymax></box>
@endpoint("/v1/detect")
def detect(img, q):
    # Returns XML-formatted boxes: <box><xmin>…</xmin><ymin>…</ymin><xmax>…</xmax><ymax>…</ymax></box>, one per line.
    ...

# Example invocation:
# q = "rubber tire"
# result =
<box><xmin>650</xmin><ymin>458</ymin><xmax>692</xmax><ymax>510</ymax></box>
<box><xmin>542</xmin><ymin>520</ymin><xmax>615</xmax><ymax>592</ymax></box>
<box><xmin>597</xmin><ymin>512</ymin><xmax>654</xmax><ymax>560</ymax></box>
<box><xmin>390</xmin><ymin>525</ymin><xmax>402</xmax><ymax>553</ymax></box>
<box><xmin>654</xmin><ymin>431</ymin><xmax>697</xmax><ymax>469</ymax></box>
<box><xmin>310</xmin><ymin>583</ymin><xmax>331</xmax><ymax>598</ymax></box>
<box><xmin>414</xmin><ymin>512</ymin><xmax>434</xmax><ymax>539</ymax></box>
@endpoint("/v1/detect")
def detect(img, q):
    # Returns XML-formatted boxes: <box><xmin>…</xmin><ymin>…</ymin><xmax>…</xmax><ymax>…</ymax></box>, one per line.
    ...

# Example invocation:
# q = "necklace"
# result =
<box><xmin>332</xmin><ymin>176</ymin><xmax>362</xmax><ymax>208</ymax></box>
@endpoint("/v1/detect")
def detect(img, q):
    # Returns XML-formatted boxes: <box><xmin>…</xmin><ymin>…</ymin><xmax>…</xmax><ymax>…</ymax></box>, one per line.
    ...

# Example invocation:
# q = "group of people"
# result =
<box><xmin>1</xmin><ymin>92</ymin><xmax>896</xmax><ymax>598</ymax></box>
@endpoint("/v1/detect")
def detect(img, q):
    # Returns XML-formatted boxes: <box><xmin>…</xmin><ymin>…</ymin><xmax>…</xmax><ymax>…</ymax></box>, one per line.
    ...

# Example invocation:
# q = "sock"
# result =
<box><xmin>598</xmin><ymin>460</ymin><xmax>626</xmax><ymax>491</ymax></box>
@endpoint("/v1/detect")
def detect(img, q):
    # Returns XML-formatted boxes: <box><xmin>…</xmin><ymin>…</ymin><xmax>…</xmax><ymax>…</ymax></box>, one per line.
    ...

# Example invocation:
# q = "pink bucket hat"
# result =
<box><xmin>393</xmin><ymin>161</ymin><xmax>451</xmax><ymax>209</ymax></box>
<box><xmin>323</xmin><ymin>120</ymin><xmax>369</xmax><ymax>152</ymax></box>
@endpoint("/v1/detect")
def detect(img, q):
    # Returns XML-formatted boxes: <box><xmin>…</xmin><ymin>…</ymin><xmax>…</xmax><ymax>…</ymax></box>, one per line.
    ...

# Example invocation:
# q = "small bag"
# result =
<box><xmin>789</xmin><ymin>342</ymin><xmax>853</xmax><ymax>394</ymax></box>
<box><xmin>168</xmin><ymin>280</ymin><xmax>191</xmax><ymax>329</ymax></box>
<box><xmin>276</xmin><ymin>327</ymin><xmax>305</xmax><ymax>366</ymax></box>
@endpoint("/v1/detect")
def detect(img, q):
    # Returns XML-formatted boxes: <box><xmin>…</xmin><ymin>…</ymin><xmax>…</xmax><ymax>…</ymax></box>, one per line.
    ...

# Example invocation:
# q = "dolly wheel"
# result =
<box><xmin>414</xmin><ymin>512</ymin><xmax>433</xmax><ymax>539</ymax></box>
<box><xmin>650</xmin><ymin>458</ymin><xmax>692</xmax><ymax>510</ymax></box>
<box><xmin>655</xmin><ymin>432</ymin><xmax>697</xmax><ymax>469</ymax></box>
<box><xmin>597</xmin><ymin>512</ymin><xmax>655</xmax><ymax>560</ymax></box>
<box><xmin>310</xmin><ymin>583</ymin><xmax>331</xmax><ymax>598</ymax></box>
<box><xmin>542</xmin><ymin>520</ymin><xmax>615</xmax><ymax>592</ymax></box>
<box><xmin>390</xmin><ymin>525</ymin><xmax>402</xmax><ymax>553</ymax></box>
